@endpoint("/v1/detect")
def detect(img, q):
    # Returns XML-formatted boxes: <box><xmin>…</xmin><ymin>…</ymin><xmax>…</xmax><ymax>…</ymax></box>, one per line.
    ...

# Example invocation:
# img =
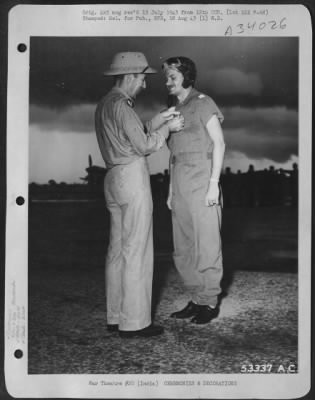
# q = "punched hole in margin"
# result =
<box><xmin>14</xmin><ymin>350</ymin><xmax>23</xmax><ymax>359</ymax></box>
<box><xmin>16</xmin><ymin>196</ymin><xmax>25</xmax><ymax>206</ymax></box>
<box><xmin>17</xmin><ymin>43</ymin><xmax>27</xmax><ymax>52</ymax></box>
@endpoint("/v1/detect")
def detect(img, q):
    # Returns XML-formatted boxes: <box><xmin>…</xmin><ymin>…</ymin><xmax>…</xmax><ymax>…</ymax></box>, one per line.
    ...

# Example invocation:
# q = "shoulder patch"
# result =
<box><xmin>198</xmin><ymin>94</ymin><xmax>205</xmax><ymax>99</ymax></box>
<box><xmin>126</xmin><ymin>98</ymin><xmax>135</xmax><ymax>108</ymax></box>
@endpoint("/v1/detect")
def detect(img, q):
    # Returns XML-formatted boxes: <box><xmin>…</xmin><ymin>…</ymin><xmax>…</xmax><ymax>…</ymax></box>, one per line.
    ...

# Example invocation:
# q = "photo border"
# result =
<box><xmin>3</xmin><ymin>2</ymin><xmax>313</xmax><ymax>399</ymax></box>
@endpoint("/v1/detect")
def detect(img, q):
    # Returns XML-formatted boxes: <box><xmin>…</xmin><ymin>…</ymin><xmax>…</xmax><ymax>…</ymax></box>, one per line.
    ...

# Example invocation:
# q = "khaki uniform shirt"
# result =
<box><xmin>95</xmin><ymin>87</ymin><xmax>168</xmax><ymax>169</ymax></box>
<box><xmin>168</xmin><ymin>88</ymin><xmax>224</xmax><ymax>157</ymax></box>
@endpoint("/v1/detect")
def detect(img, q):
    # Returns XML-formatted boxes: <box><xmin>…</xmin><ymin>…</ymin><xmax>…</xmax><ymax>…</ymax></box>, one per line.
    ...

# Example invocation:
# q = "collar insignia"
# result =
<box><xmin>127</xmin><ymin>98</ymin><xmax>134</xmax><ymax>108</ymax></box>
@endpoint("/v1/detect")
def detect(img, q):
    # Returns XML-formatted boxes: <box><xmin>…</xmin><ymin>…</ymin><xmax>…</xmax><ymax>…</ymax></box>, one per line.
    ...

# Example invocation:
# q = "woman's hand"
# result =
<box><xmin>205</xmin><ymin>182</ymin><xmax>220</xmax><ymax>207</ymax></box>
<box><xmin>167</xmin><ymin>183</ymin><xmax>172</xmax><ymax>210</ymax></box>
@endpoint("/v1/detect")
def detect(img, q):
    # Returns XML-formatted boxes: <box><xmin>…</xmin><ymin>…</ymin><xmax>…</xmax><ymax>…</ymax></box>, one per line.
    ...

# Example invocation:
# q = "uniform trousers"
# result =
<box><xmin>171</xmin><ymin>152</ymin><xmax>223</xmax><ymax>307</ymax></box>
<box><xmin>104</xmin><ymin>157</ymin><xmax>153</xmax><ymax>331</ymax></box>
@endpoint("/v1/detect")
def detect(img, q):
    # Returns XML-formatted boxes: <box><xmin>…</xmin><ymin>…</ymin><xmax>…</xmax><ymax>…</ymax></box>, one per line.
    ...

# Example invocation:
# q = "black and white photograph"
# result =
<box><xmin>4</xmin><ymin>3</ymin><xmax>312</xmax><ymax>399</ymax></box>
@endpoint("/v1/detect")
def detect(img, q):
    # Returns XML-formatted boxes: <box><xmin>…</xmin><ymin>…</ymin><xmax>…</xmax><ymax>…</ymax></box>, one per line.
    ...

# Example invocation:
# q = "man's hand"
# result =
<box><xmin>167</xmin><ymin>115</ymin><xmax>185</xmax><ymax>133</ymax></box>
<box><xmin>161</xmin><ymin>107</ymin><xmax>180</xmax><ymax>121</ymax></box>
<box><xmin>205</xmin><ymin>182</ymin><xmax>220</xmax><ymax>207</ymax></box>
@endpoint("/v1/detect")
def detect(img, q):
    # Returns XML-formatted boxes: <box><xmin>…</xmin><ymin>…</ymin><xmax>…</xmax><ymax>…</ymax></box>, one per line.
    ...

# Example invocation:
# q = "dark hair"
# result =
<box><xmin>162</xmin><ymin>56</ymin><xmax>197</xmax><ymax>88</ymax></box>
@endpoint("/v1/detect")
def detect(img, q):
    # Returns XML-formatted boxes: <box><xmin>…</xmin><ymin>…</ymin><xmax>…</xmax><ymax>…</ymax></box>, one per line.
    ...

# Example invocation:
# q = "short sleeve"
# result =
<box><xmin>198</xmin><ymin>95</ymin><xmax>224</xmax><ymax>126</ymax></box>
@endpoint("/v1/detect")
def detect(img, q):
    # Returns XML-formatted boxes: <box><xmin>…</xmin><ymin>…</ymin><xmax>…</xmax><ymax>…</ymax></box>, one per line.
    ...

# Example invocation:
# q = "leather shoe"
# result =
<box><xmin>107</xmin><ymin>324</ymin><xmax>118</xmax><ymax>332</ymax></box>
<box><xmin>119</xmin><ymin>324</ymin><xmax>164</xmax><ymax>338</ymax></box>
<box><xmin>170</xmin><ymin>301</ymin><xmax>199</xmax><ymax>319</ymax></box>
<box><xmin>191</xmin><ymin>305</ymin><xmax>219</xmax><ymax>324</ymax></box>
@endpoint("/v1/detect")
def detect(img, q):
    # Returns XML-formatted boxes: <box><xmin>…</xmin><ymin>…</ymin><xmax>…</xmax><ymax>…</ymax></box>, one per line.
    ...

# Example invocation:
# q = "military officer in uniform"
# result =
<box><xmin>95</xmin><ymin>52</ymin><xmax>184</xmax><ymax>338</ymax></box>
<box><xmin>162</xmin><ymin>56</ymin><xmax>225</xmax><ymax>324</ymax></box>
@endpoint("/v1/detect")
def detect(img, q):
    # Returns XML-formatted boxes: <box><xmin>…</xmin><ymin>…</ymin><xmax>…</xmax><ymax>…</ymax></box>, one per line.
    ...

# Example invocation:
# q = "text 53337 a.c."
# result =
<box><xmin>241</xmin><ymin>364</ymin><xmax>297</xmax><ymax>373</ymax></box>
<box><xmin>241</xmin><ymin>364</ymin><xmax>273</xmax><ymax>373</ymax></box>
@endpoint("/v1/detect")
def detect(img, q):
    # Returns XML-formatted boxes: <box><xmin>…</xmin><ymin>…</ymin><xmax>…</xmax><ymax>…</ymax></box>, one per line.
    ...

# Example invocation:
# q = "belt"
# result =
<box><xmin>171</xmin><ymin>152</ymin><xmax>212</xmax><ymax>164</ymax></box>
<box><xmin>107</xmin><ymin>156</ymin><xmax>144</xmax><ymax>170</ymax></box>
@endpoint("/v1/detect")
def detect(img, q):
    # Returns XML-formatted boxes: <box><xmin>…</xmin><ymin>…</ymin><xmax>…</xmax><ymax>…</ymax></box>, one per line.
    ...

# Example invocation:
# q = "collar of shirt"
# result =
<box><xmin>176</xmin><ymin>87</ymin><xmax>200</xmax><ymax>107</ymax></box>
<box><xmin>112</xmin><ymin>86</ymin><xmax>135</xmax><ymax>108</ymax></box>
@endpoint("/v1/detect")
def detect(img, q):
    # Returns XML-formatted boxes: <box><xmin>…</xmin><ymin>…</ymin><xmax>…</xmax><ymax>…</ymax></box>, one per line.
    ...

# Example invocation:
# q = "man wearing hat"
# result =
<box><xmin>95</xmin><ymin>52</ymin><xmax>184</xmax><ymax>338</ymax></box>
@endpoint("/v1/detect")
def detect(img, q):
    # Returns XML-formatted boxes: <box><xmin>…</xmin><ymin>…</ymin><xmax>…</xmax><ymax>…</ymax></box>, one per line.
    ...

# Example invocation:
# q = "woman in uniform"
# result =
<box><xmin>162</xmin><ymin>56</ymin><xmax>226</xmax><ymax>324</ymax></box>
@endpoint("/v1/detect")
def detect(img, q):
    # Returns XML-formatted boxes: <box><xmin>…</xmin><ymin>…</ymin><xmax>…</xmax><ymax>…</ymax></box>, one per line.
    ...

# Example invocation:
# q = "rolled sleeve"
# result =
<box><xmin>200</xmin><ymin>96</ymin><xmax>224</xmax><ymax>126</ymax></box>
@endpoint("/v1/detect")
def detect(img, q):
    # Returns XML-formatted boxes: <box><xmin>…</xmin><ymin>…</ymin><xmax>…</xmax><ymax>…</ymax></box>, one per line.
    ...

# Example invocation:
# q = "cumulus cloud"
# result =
<box><xmin>29</xmin><ymin>103</ymin><xmax>96</xmax><ymax>133</ymax></box>
<box><xmin>29</xmin><ymin>101</ymin><xmax>166</xmax><ymax>134</ymax></box>
<box><xmin>202</xmin><ymin>68</ymin><xmax>263</xmax><ymax>96</ymax></box>
<box><xmin>28</xmin><ymin>101</ymin><xmax>298</xmax><ymax>182</ymax></box>
<box><xmin>222</xmin><ymin>106</ymin><xmax>298</xmax><ymax>163</ymax></box>
<box><xmin>29</xmin><ymin>126</ymin><xmax>104</xmax><ymax>184</ymax></box>
<box><xmin>223</xmin><ymin>152</ymin><xmax>298</xmax><ymax>173</ymax></box>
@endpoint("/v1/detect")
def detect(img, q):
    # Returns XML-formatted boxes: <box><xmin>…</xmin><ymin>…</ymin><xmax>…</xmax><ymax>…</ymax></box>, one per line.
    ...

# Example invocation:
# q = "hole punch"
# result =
<box><xmin>16</xmin><ymin>196</ymin><xmax>25</xmax><ymax>206</ymax></box>
<box><xmin>17</xmin><ymin>43</ymin><xmax>27</xmax><ymax>53</ymax></box>
<box><xmin>14</xmin><ymin>349</ymin><xmax>23</xmax><ymax>359</ymax></box>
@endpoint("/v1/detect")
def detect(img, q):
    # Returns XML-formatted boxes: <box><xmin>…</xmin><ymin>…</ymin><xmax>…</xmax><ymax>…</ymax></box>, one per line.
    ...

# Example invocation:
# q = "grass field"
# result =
<box><xmin>28</xmin><ymin>202</ymin><xmax>298</xmax><ymax>374</ymax></box>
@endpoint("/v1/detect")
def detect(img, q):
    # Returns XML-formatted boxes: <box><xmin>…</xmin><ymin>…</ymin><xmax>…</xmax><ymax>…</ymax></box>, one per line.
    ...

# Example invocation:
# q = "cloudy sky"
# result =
<box><xmin>29</xmin><ymin>36</ymin><xmax>298</xmax><ymax>183</ymax></box>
